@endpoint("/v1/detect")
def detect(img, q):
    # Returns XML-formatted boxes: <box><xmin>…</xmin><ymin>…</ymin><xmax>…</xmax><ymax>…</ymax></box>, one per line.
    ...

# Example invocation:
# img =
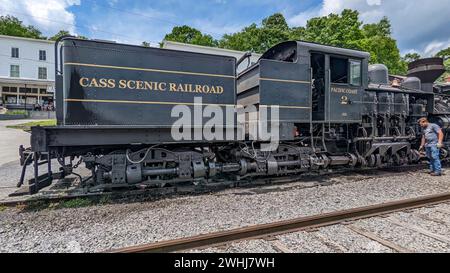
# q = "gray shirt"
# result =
<box><xmin>423</xmin><ymin>123</ymin><xmax>441</xmax><ymax>147</ymax></box>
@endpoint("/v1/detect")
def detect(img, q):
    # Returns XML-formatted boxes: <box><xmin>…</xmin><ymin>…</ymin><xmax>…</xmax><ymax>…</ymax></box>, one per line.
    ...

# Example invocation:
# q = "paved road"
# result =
<box><xmin>0</xmin><ymin>119</ymin><xmax>37</xmax><ymax>166</ymax></box>
<box><xmin>0</xmin><ymin>120</ymin><xmax>46</xmax><ymax>198</ymax></box>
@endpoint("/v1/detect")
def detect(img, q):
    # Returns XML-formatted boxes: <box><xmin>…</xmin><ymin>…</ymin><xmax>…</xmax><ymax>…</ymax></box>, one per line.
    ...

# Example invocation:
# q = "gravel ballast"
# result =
<box><xmin>0</xmin><ymin>169</ymin><xmax>449</xmax><ymax>253</ymax></box>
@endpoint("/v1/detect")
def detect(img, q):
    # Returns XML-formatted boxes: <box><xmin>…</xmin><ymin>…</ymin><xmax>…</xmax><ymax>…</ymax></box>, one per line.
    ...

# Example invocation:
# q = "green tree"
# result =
<box><xmin>362</xmin><ymin>17</ymin><xmax>391</xmax><ymax>37</ymax></box>
<box><xmin>289</xmin><ymin>26</ymin><xmax>305</xmax><ymax>41</ymax></box>
<box><xmin>0</xmin><ymin>15</ymin><xmax>45</xmax><ymax>39</ymax></box>
<box><xmin>219</xmin><ymin>23</ymin><xmax>262</xmax><ymax>52</ymax></box>
<box><xmin>436</xmin><ymin>58</ymin><xmax>450</xmax><ymax>83</ymax></box>
<box><xmin>360</xmin><ymin>35</ymin><xmax>405</xmax><ymax>75</ymax></box>
<box><xmin>301</xmin><ymin>9</ymin><xmax>363</xmax><ymax>50</ymax></box>
<box><xmin>402</xmin><ymin>52</ymin><xmax>421</xmax><ymax>63</ymax></box>
<box><xmin>162</xmin><ymin>10</ymin><xmax>407</xmax><ymax>75</ymax></box>
<box><xmin>142</xmin><ymin>41</ymin><xmax>151</xmax><ymax>47</ymax></box>
<box><xmin>436</xmin><ymin>47</ymin><xmax>450</xmax><ymax>59</ymax></box>
<box><xmin>219</xmin><ymin>13</ymin><xmax>290</xmax><ymax>53</ymax></box>
<box><xmin>259</xmin><ymin>13</ymin><xmax>290</xmax><ymax>51</ymax></box>
<box><xmin>163</xmin><ymin>25</ymin><xmax>218</xmax><ymax>47</ymax></box>
<box><xmin>49</xmin><ymin>30</ymin><xmax>87</xmax><ymax>41</ymax></box>
<box><xmin>359</xmin><ymin>17</ymin><xmax>405</xmax><ymax>75</ymax></box>
<box><xmin>435</xmin><ymin>47</ymin><xmax>450</xmax><ymax>82</ymax></box>
<box><xmin>298</xmin><ymin>11</ymin><xmax>405</xmax><ymax>75</ymax></box>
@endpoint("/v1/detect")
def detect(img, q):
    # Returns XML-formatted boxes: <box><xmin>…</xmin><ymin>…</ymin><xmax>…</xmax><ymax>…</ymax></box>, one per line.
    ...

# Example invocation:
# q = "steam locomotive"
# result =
<box><xmin>15</xmin><ymin>37</ymin><xmax>450</xmax><ymax>195</ymax></box>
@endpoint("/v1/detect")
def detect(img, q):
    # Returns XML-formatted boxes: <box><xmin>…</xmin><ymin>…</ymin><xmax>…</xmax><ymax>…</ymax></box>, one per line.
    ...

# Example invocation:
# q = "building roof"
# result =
<box><xmin>162</xmin><ymin>40</ymin><xmax>262</xmax><ymax>57</ymax></box>
<box><xmin>0</xmin><ymin>35</ymin><xmax>54</xmax><ymax>44</ymax></box>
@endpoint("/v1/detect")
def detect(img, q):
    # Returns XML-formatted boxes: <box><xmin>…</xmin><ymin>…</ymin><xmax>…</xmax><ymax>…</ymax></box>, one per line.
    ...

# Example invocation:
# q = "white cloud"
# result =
<box><xmin>424</xmin><ymin>38</ymin><xmax>450</xmax><ymax>57</ymax></box>
<box><xmin>288</xmin><ymin>0</ymin><xmax>450</xmax><ymax>56</ymax></box>
<box><xmin>0</xmin><ymin>0</ymin><xmax>80</xmax><ymax>35</ymax></box>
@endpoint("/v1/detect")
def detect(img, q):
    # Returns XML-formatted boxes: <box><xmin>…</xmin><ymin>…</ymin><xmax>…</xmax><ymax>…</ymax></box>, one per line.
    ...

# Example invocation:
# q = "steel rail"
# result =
<box><xmin>109</xmin><ymin>192</ymin><xmax>450</xmax><ymax>253</ymax></box>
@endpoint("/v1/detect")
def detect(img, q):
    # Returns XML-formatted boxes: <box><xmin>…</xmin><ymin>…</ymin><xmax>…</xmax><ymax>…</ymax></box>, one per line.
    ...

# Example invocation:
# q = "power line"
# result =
<box><xmin>0</xmin><ymin>8</ymin><xmax>162</xmax><ymax>46</ymax></box>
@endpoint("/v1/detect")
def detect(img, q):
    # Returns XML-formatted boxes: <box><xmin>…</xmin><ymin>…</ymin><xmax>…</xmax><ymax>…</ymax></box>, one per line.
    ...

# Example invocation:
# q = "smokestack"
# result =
<box><xmin>407</xmin><ymin>58</ymin><xmax>446</xmax><ymax>92</ymax></box>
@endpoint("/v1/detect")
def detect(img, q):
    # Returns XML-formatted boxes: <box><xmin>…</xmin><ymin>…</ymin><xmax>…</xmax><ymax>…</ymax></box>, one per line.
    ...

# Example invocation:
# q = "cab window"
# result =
<box><xmin>330</xmin><ymin>57</ymin><xmax>361</xmax><ymax>86</ymax></box>
<box><xmin>350</xmin><ymin>60</ymin><xmax>361</xmax><ymax>86</ymax></box>
<box><xmin>330</xmin><ymin>57</ymin><xmax>348</xmax><ymax>84</ymax></box>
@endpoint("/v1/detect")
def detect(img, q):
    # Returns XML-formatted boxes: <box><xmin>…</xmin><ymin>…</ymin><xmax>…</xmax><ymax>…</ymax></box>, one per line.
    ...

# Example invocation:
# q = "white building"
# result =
<box><xmin>162</xmin><ymin>41</ymin><xmax>262</xmax><ymax>74</ymax></box>
<box><xmin>0</xmin><ymin>35</ymin><xmax>55</xmax><ymax>109</ymax></box>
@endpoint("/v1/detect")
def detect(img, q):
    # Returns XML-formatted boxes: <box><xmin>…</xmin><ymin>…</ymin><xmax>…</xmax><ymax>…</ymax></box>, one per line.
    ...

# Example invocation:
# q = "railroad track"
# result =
<box><xmin>0</xmin><ymin>163</ymin><xmax>433</xmax><ymax>208</ymax></box>
<box><xmin>109</xmin><ymin>192</ymin><xmax>450</xmax><ymax>253</ymax></box>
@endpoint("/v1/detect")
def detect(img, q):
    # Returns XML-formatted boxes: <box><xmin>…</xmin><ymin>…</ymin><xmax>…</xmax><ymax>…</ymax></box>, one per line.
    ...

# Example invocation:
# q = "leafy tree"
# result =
<box><xmin>436</xmin><ymin>58</ymin><xmax>450</xmax><ymax>83</ymax></box>
<box><xmin>396</xmin><ymin>53</ymin><xmax>421</xmax><ymax>76</ymax></box>
<box><xmin>259</xmin><ymin>13</ymin><xmax>290</xmax><ymax>51</ymax></box>
<box><xmin>436</xmin><ymin>47</ymin><xmax>450</xmax><ymax>59</ymax></box>
<box><xmin>219</xmin><ymin>23</ymin><xmax>263</xmax><ymax>52</ymax></box>
<box><xmin>362</xmin><ymin>17</ymin><xmax>391</xmax><ymax>37</ymax></box>
<box><xmin>289</xmin><ymin>26</ymin><xmax>305</xmax><ymax>41</ymax></box>
<box><xmin>301</xmin><ymin>9</ymin><xmax>363</xmax><ymax>50</ymax></box>
<box><xmin>49</xmin><ymin>30</ymin><xmax>87</xmax><ymax>41</ymax></box>
<box><xmin>162</xmin><ymin>10</ymin><xmax>407</xmax><ymax>75</ymax></box>
<box><xmin>359</xmin><ymin>17</ymin><xmax>405</xmax><ymax>75</ymax></box>
<box><xmin>434</xmin><ymin>47</ymin><xmax>450</xmax><ymax>82</ymax></box>
<box><xmin>219</xmin><ymin>13</ymin><xmax>290</xmax><ymax>53</ymax></box>
<box><xmin>142</xmin><ymin>41</ymin><xmax>151</xmax><ymax>47</ymax></box>
<box><xmin>402</xmin><ymin>52</ymin><xmax>421</xmax><ymax>63</ymax></box>
<box><xmin>0</xmin><ymin>15</ymin><xmax>45</xmax><ymax>39</ymax></box>
<box><xmin>163</xmin><ymin>25</ymin><xmax>218</xmax><ymax>47</ymax></box>
<box><xmin>296</xmin><ymin>11</ymin><xmax>405</xmax><ymax>75</ymax></box>
<box><xmin>360</xmin><ymin>35</ymin><xmax>405</xmax><ymax>75</ymax></box>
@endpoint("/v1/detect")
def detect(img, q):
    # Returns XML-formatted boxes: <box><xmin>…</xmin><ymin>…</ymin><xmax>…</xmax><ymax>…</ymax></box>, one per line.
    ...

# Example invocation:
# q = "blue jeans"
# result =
<box><xmin>425</xmin><ymin>146</ymin><xmax>442</xmax><ymax>175</ymax></box>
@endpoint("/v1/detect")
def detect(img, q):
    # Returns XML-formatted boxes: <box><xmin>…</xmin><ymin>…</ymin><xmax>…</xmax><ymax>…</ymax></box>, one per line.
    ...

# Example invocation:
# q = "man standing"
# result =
<box><xmin>419</xmin><ymin>117</ymin><xmax>445</xmax><ymax>176</ymax></box>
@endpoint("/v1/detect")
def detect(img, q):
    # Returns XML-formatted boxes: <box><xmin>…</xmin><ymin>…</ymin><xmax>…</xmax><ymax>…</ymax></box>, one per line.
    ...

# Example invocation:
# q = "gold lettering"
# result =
<box><xmin>136</xmin><ymin>81</ymin><xmax>144</xmax><ymax>90</ymax></box>
<box><xmin>99</xmin><ymin>78</ymin><xmax>108</xmax><ymax>88</ymax></box>
<box><xmin>202</xmin><ymin>85</ymin><xmax>210</xmax><ymax>93</ymax></box>
<box><xmin>79</xmin><ymin>77</ymin><xmax>89</xmax><ymax>87</ymax></box>
<box><xmin>108</xmin><ymin>79</ymin><xmax>116</xmax><ymax>88</ymax></box>
<box><xmin>158</xmin><ymin>82</ymin><xmax>167</xmax><ymax>91</ymax></box>
<box><xmin>119</xmin><ymin>80</ymin><xmax>127</xmax><ymax>89</ymax></box>
<box><xmin>169</xmin><ymin>83</ymin><xmax>177</xmax><ymax>91</ymax></box>
<box><xmin>90</xmin><ymin>78</ymin><xmax>99</xmax><ymax>88</ymax></box>
<box><xmin>80</xmin><ymin>78</ymin><xmax>225</xmax><ymax>95</ymax></box>
<box><xmin>144</xmin><ymin>81</ymin><xmax>153</xmax><ymax>90</ymax></box>
<box><xmin>127</xmin><ymin>80</ymin><xmax>136</xmax><ymax>89</ymax></box>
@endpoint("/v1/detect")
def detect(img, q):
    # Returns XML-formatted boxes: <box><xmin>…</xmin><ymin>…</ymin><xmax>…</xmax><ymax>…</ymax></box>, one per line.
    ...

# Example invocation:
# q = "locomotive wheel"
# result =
<box><xmin>367</xmin><ymin>154</ymin><xmax>377</xmax><ymax>167</ymax></box>
<box><xmin>375</xmin><ymin>154</ymin><xmax>382</xmax><ymax>167</ymax></box>
<box><xmin>408</xmin><ymin>149</ymin><xmax>421</xmax><ymax>163</ymax></box>
<box><xmin>392</xmin><ymin>153</ymin><xmax>401</xmax><ymax>166</ymax></box>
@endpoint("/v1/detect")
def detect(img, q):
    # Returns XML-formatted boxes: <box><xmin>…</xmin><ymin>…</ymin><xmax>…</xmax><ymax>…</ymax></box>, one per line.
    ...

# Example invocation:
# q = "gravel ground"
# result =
<box><xmin>0</xmin><ymin>168</ymin><xmax>449</xmax><ymax>253</ymax></box>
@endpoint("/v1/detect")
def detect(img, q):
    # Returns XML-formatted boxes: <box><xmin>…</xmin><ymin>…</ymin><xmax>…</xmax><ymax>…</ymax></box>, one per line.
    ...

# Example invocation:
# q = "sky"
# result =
<box><xmin>0</xmin><ymin>0</ymin><xmax>449</xmax><ymax>56</ymax></box>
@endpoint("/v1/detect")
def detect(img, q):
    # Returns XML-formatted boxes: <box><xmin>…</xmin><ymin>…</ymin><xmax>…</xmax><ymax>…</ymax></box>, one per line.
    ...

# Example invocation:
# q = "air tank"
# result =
<box><xmin>368</xmin><ymin>64</ymin><xmax>389</xmax><ymax>85</ymax></box>
<box><xmin>402</xmin><ymin>77</ymin><xmax>422</xmax><ymax>90</ymax></box>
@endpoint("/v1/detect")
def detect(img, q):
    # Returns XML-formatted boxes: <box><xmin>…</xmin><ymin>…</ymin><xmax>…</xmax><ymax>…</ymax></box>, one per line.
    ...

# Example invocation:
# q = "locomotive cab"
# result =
<box><xmin>237</xmin><ymin>41</ymin><xmax>369</xmax><ymax>142</ymax></box>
